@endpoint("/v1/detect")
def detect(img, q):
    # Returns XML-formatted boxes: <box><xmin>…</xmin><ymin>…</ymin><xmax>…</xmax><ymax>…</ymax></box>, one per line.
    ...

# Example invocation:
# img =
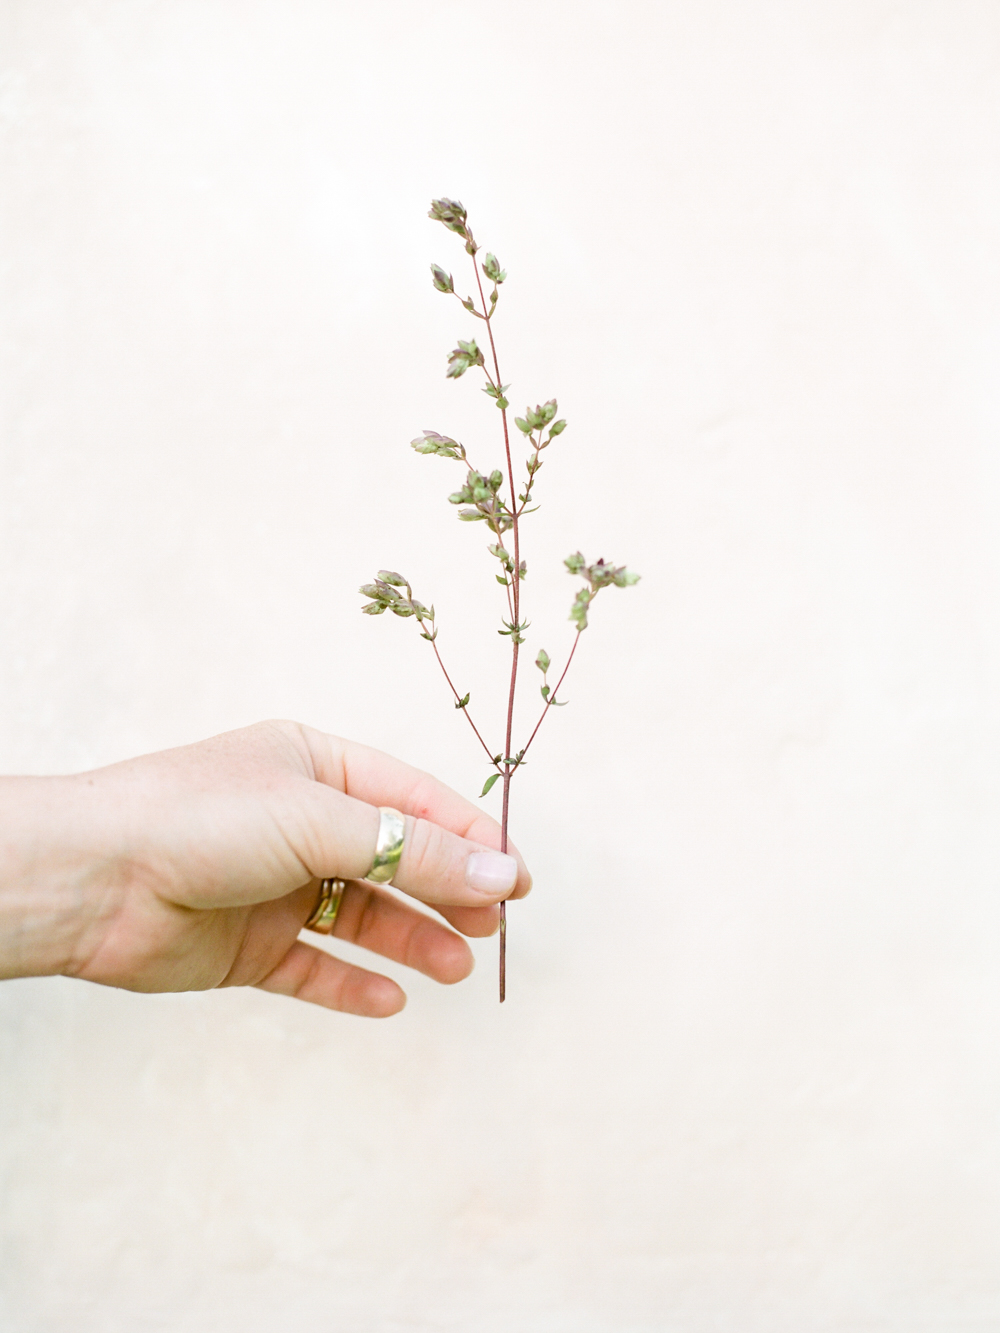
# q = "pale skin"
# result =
<box><xmin>0</xmin><ymin>721</ymin><xmax>532</xmax><ymax>1017</ymax></box>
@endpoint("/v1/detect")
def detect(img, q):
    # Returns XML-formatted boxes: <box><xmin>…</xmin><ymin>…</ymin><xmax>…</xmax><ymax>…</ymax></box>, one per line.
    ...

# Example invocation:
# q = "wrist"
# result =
<box><xmin>0</xmin><ymin>774</ymin><xmax>125</xmax><ymax>980</ymax></box>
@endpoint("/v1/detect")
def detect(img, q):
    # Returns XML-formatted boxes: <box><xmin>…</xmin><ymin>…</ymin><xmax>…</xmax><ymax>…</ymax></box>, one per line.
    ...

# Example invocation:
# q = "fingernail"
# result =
<box><xmin>466</xmin><ymin>851</ymin><xmax>518</xmax><ymax>895</ymax></box>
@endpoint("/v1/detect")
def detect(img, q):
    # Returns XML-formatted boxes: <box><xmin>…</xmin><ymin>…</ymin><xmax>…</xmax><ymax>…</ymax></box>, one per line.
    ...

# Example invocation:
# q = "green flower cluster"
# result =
<box><xmin>564</xmin><ymin>553</ymin><xmax>640</xmax><ymax>631</ymax></box>
<box><xmin>446</xmin><ymin>339</ymin><xmax>485</xmax><ymax>379</ymax></box>
<box><xmin>410</xmin><ymin>430</ymin><xmax>466</xmax><ymax>461</ymax></box>
<box><xmin>448</xmin><ymin>468</ymin><xmax>511</xmax><ymax>531</ymax></box>
<box><xmin>429</xmin><ymin>197</ymin><xmax>478</xmax><ymax>255</ymax></box>
<box><xmin>359</xmin><ymin>571</ymin><xmax>437</xmax><ymax>641</ymax></box>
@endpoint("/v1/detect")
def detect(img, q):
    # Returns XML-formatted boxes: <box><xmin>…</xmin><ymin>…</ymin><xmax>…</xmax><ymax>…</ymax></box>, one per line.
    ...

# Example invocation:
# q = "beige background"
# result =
<box><xmin>2</xmin><ymin>2</ymin><xmax>1000</xmax><ymax>1329</ymax></box>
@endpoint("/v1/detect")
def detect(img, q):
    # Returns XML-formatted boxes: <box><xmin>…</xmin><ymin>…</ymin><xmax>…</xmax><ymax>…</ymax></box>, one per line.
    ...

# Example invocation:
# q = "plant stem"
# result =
<box><xmin>520</xmin><ymin>630</ymin><xmax>582</xmax><ymax>762</ymax></box>
<box><xmin>429</xmin><ymin>639</ymin><xmax>499</xmax><ymax>769</ymax></box>
<box><xmin>473</xmin><ymin>253</ymin><xmax>519</xmax><ymax>1003</ymax></box>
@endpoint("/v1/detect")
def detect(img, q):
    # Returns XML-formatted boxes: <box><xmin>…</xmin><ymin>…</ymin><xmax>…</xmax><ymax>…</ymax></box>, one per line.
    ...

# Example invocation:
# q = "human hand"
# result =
<box><xmin>0</xmin><ymin>721</ymin><xmax>531</xmax><ymax>1016</ymax></box>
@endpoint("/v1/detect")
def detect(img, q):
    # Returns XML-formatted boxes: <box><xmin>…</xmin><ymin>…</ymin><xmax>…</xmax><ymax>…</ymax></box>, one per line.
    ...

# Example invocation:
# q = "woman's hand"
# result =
<box><xmin>0</xmin><ymin>721</ymin><xmax>531</xmax><ymax>1016</ymax></box>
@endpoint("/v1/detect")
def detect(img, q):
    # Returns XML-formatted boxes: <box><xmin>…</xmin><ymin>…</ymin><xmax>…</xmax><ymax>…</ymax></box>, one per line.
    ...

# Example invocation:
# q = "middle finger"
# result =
<box><xmin>331</xmin><ymin>880</ymin><xmax>477</xmax><ymax>984</ymax></box>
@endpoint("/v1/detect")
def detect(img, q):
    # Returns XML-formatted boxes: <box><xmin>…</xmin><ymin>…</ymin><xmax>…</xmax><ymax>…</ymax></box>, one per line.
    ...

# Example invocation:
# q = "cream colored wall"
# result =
<box><xmin>2</xmin><ymin>2</ymin><xmax>999</xmax><ymax>1329</ymax></box>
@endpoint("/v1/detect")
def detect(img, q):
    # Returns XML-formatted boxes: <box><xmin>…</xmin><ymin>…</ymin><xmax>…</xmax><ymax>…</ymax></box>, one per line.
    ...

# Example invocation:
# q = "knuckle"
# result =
<box><xmin>404</xmin><ymin>772</ymin><xmax>440</xmax><ymax>824</ymax></box>
<box><xmin>292</xmin><ymin>947</ymin><xmax>325</xmax><ymax>1000</ymax></box>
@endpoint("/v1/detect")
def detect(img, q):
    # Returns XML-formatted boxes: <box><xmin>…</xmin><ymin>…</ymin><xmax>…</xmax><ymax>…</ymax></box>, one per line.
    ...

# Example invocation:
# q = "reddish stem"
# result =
<box><xmin>520</xmin><ymin>631</ymin><xmax>581</xmax><ymax>762</ymax></box>
<box><xmin>430</xmin><ymin>639</ymin><xmax>498</xmax><ymax>769</ymax></box>
<box><xmin>473</xmin><ymin>256</ymin><xmax>519</xmax><ymax>1003</ymax></box>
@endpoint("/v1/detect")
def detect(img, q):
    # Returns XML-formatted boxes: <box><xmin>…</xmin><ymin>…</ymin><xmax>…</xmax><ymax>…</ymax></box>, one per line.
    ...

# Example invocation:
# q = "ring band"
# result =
<box><xmin>366</xmin><ymin>807</ymin><xmax>406</xmax><ymax>884</ymax></box>
<box><xmin>305</xmin><ymin>878</ymin><xmax>346</xmax><ymax>934</ymax></box>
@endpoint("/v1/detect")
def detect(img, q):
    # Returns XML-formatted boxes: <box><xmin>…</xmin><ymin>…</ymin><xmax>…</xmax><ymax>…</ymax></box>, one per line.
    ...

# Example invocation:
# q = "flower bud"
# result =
<box><xmin>482</xmin><ymin>252</ymin><xmax>507</xmax><ymax>284</ymax></box>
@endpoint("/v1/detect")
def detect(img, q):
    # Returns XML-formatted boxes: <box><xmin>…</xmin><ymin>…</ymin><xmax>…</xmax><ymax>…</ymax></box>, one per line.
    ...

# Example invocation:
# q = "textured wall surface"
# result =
<box><xmin>2</xmin><ymin>2</ymin><xmax>999</xmax><ymax>1330</ymax></box>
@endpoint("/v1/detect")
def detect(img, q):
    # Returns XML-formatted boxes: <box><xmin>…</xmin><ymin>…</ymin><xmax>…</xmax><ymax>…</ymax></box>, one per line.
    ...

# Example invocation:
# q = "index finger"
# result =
<box><xmin>298</xmin><ymin>727</ymin><xmax>532</xmax><ymax>900</ymax></box>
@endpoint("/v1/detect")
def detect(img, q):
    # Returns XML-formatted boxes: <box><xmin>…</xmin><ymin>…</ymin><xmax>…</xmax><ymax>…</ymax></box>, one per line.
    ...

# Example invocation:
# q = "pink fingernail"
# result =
<box><xmin>466</xmin><ymin>851</ymin><xmax>518</xmax><ymax>894</ymax></box>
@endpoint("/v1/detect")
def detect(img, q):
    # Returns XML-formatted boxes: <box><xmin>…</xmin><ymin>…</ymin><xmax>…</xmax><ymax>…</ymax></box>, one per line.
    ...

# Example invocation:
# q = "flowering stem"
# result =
<box><xmin>473</xmin><ymin>253</ymin><xmax>519</xmax><ymax>1003</ymax></box>
<box><xmin>366</xmin><ymin>201</ymin><xmax>641</xmax><ymax>1009</ymax></box>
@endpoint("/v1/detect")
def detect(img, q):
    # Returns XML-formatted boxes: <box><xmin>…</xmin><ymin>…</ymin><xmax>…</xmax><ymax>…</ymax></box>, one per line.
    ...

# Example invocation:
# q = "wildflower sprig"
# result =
<box><xmin>359</xmin><ymin>571</ymin><xmax>436</xmax><ymax>641</ymax></box>
<box><xmin>515</xmin><ymin>399</ymin><xmax>567</xmax><ymax>512</ymax></box>
<box><xmin>410</xmin><ymin>430</ymin><xmax>466</xmax><ymax>461</ymax></box>
<box><xmin>361</xmin><ymin>199</ymin><xmax>639</xmax><ymax>1000</ymax></box>
<box><xmin>565</xmin><ymin>552</ymin><xmax>640</xmax><ymax>631</ymax></box>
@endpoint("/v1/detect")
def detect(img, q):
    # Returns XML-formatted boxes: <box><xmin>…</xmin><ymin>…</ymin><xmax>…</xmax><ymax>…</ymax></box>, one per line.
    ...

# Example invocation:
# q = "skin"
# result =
<box><xmin>0</xmin><ymin>720</ymin><xmax>532</xmax><ymax>1017</ymax></box>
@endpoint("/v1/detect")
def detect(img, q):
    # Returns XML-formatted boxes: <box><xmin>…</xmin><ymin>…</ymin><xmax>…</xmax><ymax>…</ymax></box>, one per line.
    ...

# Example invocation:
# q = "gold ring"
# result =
<box><xmin>365</xmin><ymin>807</ymin><xmax>406</xmax><ymax>884</ymax></box>
<box><xmin>305</xmin><ymin>878</ymin><xmax>346</xmax><ymax>934</ymax></box>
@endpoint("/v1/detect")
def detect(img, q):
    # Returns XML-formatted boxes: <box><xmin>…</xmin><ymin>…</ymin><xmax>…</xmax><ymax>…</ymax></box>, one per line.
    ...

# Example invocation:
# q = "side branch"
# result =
<box><xmin>519</xmin><ymin>631</ymin><xmax>582</xmax><ymax>763</ymax></box>
<box><xmin>430</xmin><ymin>639</ymin><xmax>500</xmax><ymax>769</ymax></box>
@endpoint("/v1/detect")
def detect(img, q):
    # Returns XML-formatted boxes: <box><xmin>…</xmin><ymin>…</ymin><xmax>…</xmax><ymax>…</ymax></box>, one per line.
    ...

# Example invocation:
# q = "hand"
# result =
<box><xmin>0</xmin><ymin>721</ymin><xmax>531</xmax><ymax>1016</ymax></box>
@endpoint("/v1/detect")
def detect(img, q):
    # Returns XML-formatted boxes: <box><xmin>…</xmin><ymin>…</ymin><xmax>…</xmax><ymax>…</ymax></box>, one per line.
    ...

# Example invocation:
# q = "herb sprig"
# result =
<box><xmin>361</xmin><ymin>199</ymin><xmax>639</xmax><ymax>1001</ymax></box>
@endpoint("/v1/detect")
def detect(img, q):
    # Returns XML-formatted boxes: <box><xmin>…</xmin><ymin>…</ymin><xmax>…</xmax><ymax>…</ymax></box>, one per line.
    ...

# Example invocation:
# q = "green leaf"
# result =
<box><xmin>455</xmin><ymin>692</ymin><xmax>470</xmax><ymax>709</ymax></box>
<box><xmin>481</xmin><ymin>773</ymin><xmax>501</xmax><ymax>797</ymax></box>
